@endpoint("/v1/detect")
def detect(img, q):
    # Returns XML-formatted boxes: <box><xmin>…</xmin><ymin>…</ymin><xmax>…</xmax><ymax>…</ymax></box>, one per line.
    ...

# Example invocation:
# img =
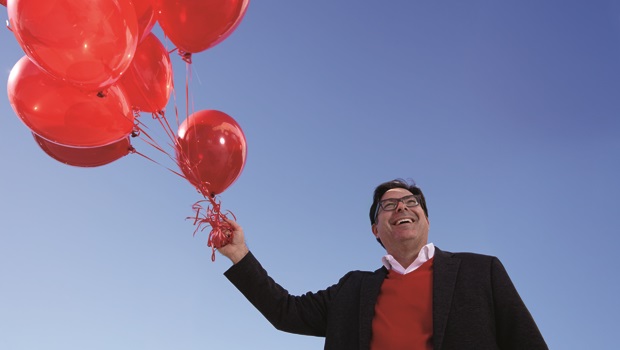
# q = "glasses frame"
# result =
<box><xmin>373</xmin><ymin>194</ymin><xmax>421</xmax><ymax>222</ymax></box>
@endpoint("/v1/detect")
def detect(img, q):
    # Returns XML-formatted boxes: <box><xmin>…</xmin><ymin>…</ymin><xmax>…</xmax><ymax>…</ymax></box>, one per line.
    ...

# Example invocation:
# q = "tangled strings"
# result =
<box><xmin>131</xmin><ymin>110</ymin><xmax>237</xmax><ymax>261</ymax></box>
<box><xmin>188</xmin><ymin>195</ymin><xmax>235</xmax><ymax>262</ymax></box>
<box><xmin>127</xmin><ymin>51</ymin><xmax>238</xmax><ymax>262</ymax></box>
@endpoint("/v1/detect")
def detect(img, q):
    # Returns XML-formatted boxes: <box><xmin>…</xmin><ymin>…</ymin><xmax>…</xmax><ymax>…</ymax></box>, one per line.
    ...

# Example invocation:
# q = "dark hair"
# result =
<box><xmin>369</xmin><ymin>178</ymin><xmax>429</xmax><ymax>225</ymax></box>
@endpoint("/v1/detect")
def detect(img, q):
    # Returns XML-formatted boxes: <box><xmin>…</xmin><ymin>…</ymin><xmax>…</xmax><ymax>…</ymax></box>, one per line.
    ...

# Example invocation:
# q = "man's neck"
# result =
<box><xmin>388</xmin><ymin>243</ymin><xmax>424</xmax><ymax>268</ymax></box>
<box><xmin>383</xmin><ymin>243</ymin><xmax>435</xmax><ymax>275</ymax></box>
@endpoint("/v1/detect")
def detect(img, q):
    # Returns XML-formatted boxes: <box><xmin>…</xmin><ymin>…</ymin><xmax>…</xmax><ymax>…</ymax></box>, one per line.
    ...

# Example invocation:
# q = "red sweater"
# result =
<box><xmin>370</xmin><ymin>257</ymin><xmax>434</xmax><ymax>350</ymax></box>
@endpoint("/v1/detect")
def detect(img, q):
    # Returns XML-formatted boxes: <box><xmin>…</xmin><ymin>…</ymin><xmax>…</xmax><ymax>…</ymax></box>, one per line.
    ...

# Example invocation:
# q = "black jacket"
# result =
<box><xmin>225</xmin><ymin>247</ymin><xmax>548</xmax><ymax>349</ymax></box>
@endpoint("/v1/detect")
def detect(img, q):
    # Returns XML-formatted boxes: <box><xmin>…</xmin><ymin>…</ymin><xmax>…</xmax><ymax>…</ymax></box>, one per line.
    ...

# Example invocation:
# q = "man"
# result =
<box><xmin>220</xmin><ymin>179</ymin><xmax>548</xmax><ymax>349</ymax></box>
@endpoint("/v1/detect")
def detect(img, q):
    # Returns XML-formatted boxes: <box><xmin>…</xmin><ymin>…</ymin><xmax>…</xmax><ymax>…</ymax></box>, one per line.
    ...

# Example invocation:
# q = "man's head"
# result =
<box><xmin>369</xmin><ymin>179</ymin><xmax>430</xmax><ymax>251</ymax></box>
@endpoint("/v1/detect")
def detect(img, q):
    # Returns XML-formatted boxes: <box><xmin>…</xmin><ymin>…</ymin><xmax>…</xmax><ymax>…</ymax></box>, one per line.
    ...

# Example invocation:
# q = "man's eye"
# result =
<box><xmin>383</xmin><ymin>202</ymin><xmax>397</xmax><ymax>210</ymax></box>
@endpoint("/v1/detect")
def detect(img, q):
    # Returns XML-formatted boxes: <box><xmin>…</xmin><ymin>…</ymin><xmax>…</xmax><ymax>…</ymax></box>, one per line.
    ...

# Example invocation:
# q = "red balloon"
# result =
<box><xmin>132</xmin><ymin>0</ymin><xmax>157</xmax><ymax>43</ymax></box>
<box><xmin>120</xmin><ymin>33</ymin><xmax>173</xmax><ymax>113</ymax></box>
<box><xmin>7</xmin><ymin>0</ymin><xmax>139</xmax><ymax>91</ymax></box>
<box><xmin>176</xmin><ymin>110</ymin><xmax>247</xmax><ymax>196</ymax></box>
<box><xmin>156</xmin><ymin>0</ymin><xmax>250</xmax><ymax>54</ymax></box>
<box><xmin>33</xmin><ymin>133</ymin><xmax>132</xmax><ymax>167</ymax></box>
<box><xmin>7</xmin><ymin>56</ymin><xmax>135</xmax><ymax>148</ymax></box>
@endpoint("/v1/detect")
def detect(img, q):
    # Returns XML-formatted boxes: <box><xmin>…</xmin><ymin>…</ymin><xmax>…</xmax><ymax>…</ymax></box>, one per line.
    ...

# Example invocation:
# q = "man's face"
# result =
<box><xmin>372</xmin><ymin>188</ymin><xmax>430</xmax><ymax>253</ymax></box>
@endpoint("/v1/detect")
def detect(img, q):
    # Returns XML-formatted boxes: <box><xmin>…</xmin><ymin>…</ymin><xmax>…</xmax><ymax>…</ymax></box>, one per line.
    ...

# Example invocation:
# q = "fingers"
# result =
<box><xmin>223</xmin><ymin>216</ymin><xmax>240</xmax><ymax>230</ymax></box>
<box><xmin>217</xmin><ymin>218</ymin><xmax>250</xmax><ymax>264</ymax></box>
<box><xmin>221</xmin><ymin>217</ymin><xmax>245</xmax><ymax>245</ymax></box>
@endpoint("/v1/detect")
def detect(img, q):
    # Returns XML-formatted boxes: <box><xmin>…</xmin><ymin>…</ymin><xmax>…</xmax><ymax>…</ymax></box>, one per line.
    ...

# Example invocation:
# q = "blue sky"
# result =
<box><xmin>1</xmin><ymin>1</ymin><xmax>619</xmax><ymax>349</ymax></box>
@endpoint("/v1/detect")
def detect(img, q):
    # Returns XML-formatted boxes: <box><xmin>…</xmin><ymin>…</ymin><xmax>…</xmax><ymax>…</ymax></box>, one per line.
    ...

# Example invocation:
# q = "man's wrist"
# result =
<box><xmin>229</xmin><ymin>246</ymin><xmax>249</xmax><ymax>264</ymax></box>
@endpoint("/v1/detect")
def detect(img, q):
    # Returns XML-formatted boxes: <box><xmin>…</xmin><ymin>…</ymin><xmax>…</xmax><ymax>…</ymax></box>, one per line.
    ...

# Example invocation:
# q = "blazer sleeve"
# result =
<box><xmin>491</xmin><ymin>257</ymin><xmax>548</xmax><ymax>349</ymax></box>
<box><xmin>224</xmin><ymin>251</ymin><xmax>343</xmax><ymax>337</ymax></box>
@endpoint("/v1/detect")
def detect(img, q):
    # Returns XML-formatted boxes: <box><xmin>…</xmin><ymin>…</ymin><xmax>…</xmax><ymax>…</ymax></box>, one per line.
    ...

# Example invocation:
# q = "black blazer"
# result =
<box><xmin>225</xmin><ymin>247</ymin><xmax>548</xmax><ymax>349</ymax></box>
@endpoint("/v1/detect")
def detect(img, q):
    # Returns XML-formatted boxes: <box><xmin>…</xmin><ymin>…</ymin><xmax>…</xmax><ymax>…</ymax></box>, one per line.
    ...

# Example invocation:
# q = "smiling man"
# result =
<box><xmin>221</xmin><ymin>179</ymin><xmax>548</xmax><ymax>349</ymax></box>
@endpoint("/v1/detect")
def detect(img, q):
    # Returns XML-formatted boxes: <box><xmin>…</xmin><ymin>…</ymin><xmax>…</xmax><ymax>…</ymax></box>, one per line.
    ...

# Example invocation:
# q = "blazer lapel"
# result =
<box><xmin>359</xmin><ymin>267</ymin><xmax>387</xmax><ymax>350</ymax></box>
<box><xmin>433</xmin><ymin>248</ymin><xmax>460</xmax><ymax>350</ymax></box>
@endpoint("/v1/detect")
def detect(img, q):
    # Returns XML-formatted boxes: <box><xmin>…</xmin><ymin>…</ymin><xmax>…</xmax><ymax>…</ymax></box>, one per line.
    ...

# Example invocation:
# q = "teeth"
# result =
<box><xmin>397</xmin><ymin>219</ymin><xmax>413</xmax><ymax>225</ymax></box>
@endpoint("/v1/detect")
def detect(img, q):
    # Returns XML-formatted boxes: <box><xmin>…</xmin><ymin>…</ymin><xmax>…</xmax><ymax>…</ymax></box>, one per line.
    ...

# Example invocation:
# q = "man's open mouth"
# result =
<box><xmin>395</xmin><ymin>218</ymin><xmax>414</xmax><ymax>225</ymax></box>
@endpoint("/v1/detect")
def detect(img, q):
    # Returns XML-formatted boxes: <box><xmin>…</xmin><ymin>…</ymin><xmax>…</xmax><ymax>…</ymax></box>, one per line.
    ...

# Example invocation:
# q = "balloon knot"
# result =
<box><xmin>151</xmin><ymin>110</ymin><xmax>165</xmax><ymax>120</ymax></box>
<box><xmin>178</xmin><ymin>50</ymin><xmax>193</xmax><ymax>64</ymax></box>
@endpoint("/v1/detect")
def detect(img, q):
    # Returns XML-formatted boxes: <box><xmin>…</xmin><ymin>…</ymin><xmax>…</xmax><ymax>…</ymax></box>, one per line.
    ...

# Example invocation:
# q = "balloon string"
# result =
<box><xmin>151</xmin><ymin>111</ymin><xmax>178</xmax><ymax>146</ymax></box>
<box><xmin>131</xmin><ymin>117</ymin><xmax>191</xmax><ymax>181</ymax></box>
<box><xmin>185</xmin><ymin>62</ymin><xmax>192</xmax><ymax>119</ymax></box>
<box><xmin>131</xmin><ymin>147</ymin><xmax>188</xmax><ymax>180</ymax></box>
<box><xmin>134</xmin><ymin>117</ymin><xmax>178</xmax><ymax>163</ymax></box>
<box><xmin>133</xmin><ymin>113</ymin><xmax>237</xmax><ymax>262</ymax></box>
<box><xmin>131</xmin><ymin>45</ymin><xmax>236</xmax><ymax>262</ymax></box>
<box><xmin>136</xmin><ymin>128</ymin><xmax>169</xmax><ymax>155</ymax></box>
<box><xmin>150</xmin><ymin>112</ymin><xmax>193</xmax><ymax>178</ymax></box>
<box><xmin>188</xmin><ymin>197</ymin><xmax>236</xmax><ymax>261</ymax></box>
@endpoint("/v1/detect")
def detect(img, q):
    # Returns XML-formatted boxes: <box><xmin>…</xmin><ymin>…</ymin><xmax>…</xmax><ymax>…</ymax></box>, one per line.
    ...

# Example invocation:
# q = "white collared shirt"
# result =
<box><xmin>381</xmin><ymin>243</ymin><xmax>435</xmax><ymax>275</ymax></box>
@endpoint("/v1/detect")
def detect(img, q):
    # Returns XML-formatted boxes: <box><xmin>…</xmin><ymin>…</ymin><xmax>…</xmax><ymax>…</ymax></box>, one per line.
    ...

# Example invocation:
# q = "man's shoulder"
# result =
<box><xmin>435</xmin><ymin>247</ymin><xmax>498</xmax><ymax>263</ymax></box>
<box><xmin>434</xmin><ymin>247</ymin><xmax>508</xmax><ymax>281</ymax></box>
<box><xmin>335</xmin><ymin>267</ymin><xmax>386</xmax><ymax>285</ymax></box>
<box><xmin>342</xmin><ymin>267</ymin><xmax>385</xmax><ymax>278</ymax></box>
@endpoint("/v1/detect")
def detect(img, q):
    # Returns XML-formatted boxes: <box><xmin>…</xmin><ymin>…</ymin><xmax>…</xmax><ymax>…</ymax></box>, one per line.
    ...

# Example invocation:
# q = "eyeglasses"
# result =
<box><xmin>374</xmin><ymin>194</ymin><xmax>420</xmax><ymax>221</ymax></box>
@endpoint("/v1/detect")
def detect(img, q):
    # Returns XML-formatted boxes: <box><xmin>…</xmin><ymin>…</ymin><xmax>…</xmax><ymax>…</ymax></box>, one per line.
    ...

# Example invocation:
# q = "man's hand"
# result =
<box><xmin>218</xmin><ymin>217</ymin><xmax>249</xmax><ymax>264</ymax></box>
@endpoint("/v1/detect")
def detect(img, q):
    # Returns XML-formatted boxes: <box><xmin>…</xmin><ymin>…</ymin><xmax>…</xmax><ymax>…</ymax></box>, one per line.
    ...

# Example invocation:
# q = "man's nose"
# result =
<box><xmin>396</xmin><ymin>201</ymin><xmax>409</xmax><ymax>211</ymax></box>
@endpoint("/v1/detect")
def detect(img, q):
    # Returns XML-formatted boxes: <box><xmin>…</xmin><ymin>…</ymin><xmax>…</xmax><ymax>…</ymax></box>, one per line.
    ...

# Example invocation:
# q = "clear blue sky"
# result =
<box><xmin>1</xmin><ymin>1</ymin><xmax>619</xmax><ymax>349</ymax></box>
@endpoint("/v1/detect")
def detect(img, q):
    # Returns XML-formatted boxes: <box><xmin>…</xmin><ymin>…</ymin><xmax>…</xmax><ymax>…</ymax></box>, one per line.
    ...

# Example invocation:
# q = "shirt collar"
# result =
<box><xmin>381</xmin><ymin>243</ymin><xmax>435</xmax><ymax>275</ymax></box>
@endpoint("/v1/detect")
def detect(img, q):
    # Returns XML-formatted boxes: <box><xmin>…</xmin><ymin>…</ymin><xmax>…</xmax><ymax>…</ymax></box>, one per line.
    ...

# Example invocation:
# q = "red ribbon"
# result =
<box><xmin>188</xmin><ymin>195</ymin><xmax>235</xmax><ymax>261</ymax></box>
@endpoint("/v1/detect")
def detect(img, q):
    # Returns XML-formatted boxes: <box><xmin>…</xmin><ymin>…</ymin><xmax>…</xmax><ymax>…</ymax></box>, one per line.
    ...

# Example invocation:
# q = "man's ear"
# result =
<box><xmin>371</xmin><ymin>224</ymin><xmax>379</xmax><ymax>238</ymax></box>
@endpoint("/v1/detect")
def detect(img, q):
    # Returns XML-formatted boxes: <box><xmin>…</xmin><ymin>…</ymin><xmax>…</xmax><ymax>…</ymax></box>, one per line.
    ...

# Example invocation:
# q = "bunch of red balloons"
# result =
<box><xmin>4</xmin><ymin>0</ymin><xmax>249</xmax><ymax>196</ymax></box>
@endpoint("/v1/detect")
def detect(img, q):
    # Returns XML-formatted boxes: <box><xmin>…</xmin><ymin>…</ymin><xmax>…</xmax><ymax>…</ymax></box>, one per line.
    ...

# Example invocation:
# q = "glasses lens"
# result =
<box><xmin>382</xmin><ymin>200</ymin><xmax>398</xmax><ymax>211</ymax></box>
<box><xmin>404</xmin><ymin>196</ymin><xmax>419</xmax><ymax>207</ymax></box>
